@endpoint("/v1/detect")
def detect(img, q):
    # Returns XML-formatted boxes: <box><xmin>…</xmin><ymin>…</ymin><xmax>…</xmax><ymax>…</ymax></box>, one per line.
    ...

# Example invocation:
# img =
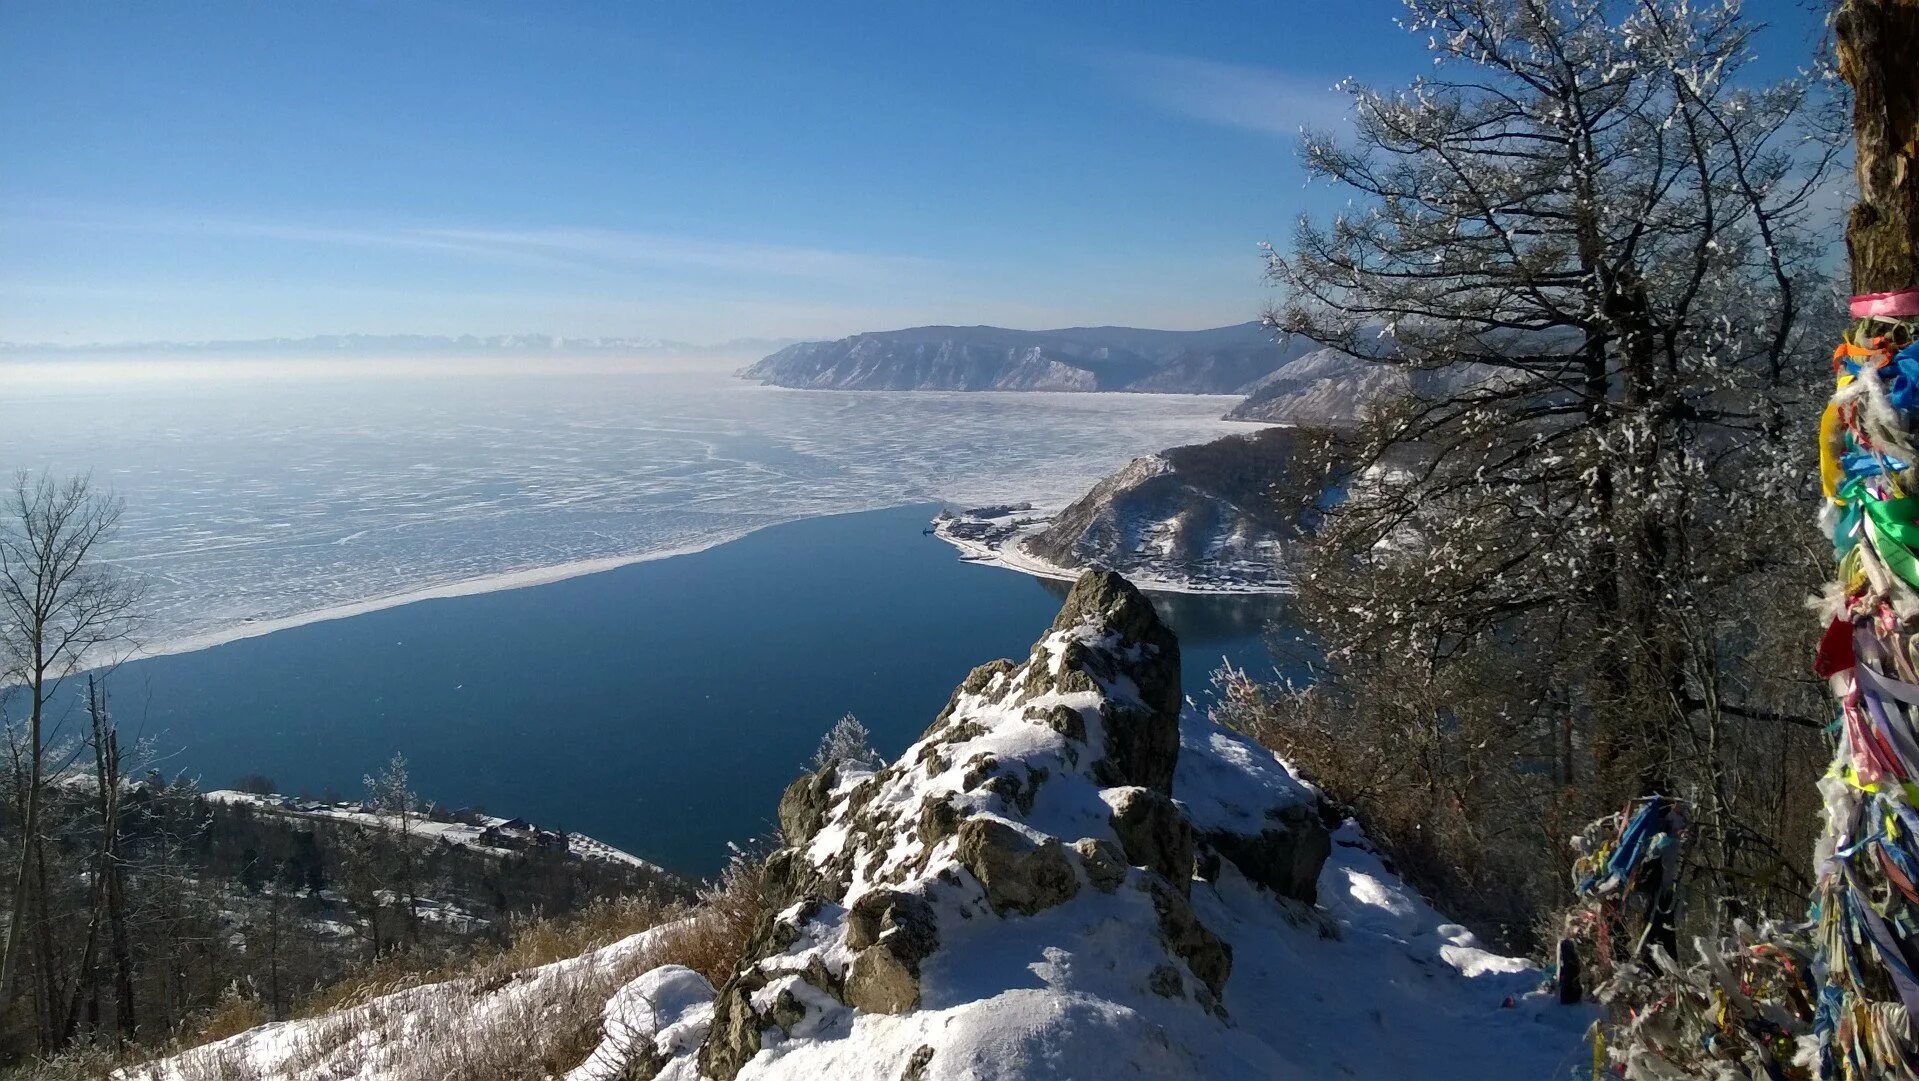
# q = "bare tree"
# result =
<box><xmin>0</xmin><ymin>472</ymin><xmax>141</xmax><ymax>1035</ymax></box>
<box><xmin>341</xmin><ymin>755</ymin><xmax>427</xmax><ymax>954</ymax></box>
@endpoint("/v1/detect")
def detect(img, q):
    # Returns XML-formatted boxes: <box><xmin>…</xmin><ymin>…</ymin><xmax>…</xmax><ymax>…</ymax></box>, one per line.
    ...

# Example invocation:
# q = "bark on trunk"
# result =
<box><xmin>1838</xmin><ymin>0</ymin><xmax>1919</xmax><ymax>296</ymax></box>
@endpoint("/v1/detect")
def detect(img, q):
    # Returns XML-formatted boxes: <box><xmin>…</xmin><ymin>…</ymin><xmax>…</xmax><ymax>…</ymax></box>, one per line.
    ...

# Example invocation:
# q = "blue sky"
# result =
<box><xmin>0</xmin><ymin>1</ymin><xmax>1831</xmax><ymax>345</ymax></box>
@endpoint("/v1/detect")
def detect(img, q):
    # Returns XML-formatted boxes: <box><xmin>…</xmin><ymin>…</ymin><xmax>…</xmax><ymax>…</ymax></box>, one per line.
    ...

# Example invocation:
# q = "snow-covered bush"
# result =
<box><xmin>811</xmin><ymin>713</ymin><xmax>881</xmax><ymax>772</ymax></box>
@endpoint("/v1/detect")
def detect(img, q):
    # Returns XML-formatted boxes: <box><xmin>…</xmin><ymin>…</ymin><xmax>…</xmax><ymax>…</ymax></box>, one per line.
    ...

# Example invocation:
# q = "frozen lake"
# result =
<box><xmin>0</xmin><ymin>356</ymin><xmax>1256</xmax><ymax>652</ymax></box>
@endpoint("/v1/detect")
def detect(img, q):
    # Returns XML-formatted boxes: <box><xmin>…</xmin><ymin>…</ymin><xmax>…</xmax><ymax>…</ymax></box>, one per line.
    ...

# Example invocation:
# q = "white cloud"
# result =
<box><xmin>1102</xmin><ymin>51</ymin><xmax>1351</xmax><ymax>138</ymax></box>
<box><xmin>1</xmin><ymin>204</ymin><xmax>933</xmax><ymax>283</ymax></box>
<box><xmin>409</xmin><ymin>225</ymin><xmax>935</xmax><ymax>279</ymax></box>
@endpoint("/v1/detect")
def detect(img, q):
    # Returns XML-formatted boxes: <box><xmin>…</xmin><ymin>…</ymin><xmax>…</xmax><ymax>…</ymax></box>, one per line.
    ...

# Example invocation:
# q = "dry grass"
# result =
<box><xmin>10</xmin><ymin>1045</ymin><xmax>120</xmax><ymax>1081</ymax></box>
<box><xmin>289</xmin><ymin>892</ymin><xmax>677</xmax><ymax>1021</ymax></box>
<box><xmin>654</xmin><ymin>848</ymin><xmax>773</xmax><ymax>987</ymax></box>
<box><xmin>77</xmin><ymin>854</ymin><xmax>776</xmax><ymax>1081</ymax></box>
<box><xmin>189</xmin><ymin>988</ymin><xmax>272</xmax><ymax>1048</ymax></box>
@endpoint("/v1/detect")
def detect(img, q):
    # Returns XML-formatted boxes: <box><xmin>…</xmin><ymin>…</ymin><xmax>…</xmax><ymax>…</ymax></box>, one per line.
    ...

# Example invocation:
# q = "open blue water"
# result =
<box><xmin>101</xmin><ymin>504</ymin><xmax>1298</xmax><ymax>875</ymax></box>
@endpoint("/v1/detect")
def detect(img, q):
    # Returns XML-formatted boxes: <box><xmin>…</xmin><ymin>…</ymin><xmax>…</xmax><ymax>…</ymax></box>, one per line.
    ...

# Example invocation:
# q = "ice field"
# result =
<box><xmin>1</xmin><ymin>356</ymin><xmax>1254</xmax><ymax>653</ymax></box>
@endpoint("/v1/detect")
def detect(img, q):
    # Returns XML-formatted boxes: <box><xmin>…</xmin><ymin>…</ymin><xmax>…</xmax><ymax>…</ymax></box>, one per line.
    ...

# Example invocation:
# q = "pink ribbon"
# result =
<box><xmin>1852</xmin><ymin>288</ymin><xmax>1919</xmax><ymax>320</ymax></box>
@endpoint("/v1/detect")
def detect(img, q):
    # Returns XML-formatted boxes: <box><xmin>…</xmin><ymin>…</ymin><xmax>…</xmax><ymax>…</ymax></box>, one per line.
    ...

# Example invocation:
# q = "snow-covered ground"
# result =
<box><xmin>1</xmin><ymin>361</ymin><xmax>1250</xmax><ymax>656</ymax></box>
<box><xmin>932</xmin><ymin>505</ymin><xmax>1293</xmax><ymax>596</ymax></box>
<box><xmin>204</xmin><ymin>789</ymin><xmax>670</xmax><ymax>876</ymax></box>
<box><xmin>122</xmin><ymin>920</ymin><xmax>697</xmax><ymax>1081</ymax></box>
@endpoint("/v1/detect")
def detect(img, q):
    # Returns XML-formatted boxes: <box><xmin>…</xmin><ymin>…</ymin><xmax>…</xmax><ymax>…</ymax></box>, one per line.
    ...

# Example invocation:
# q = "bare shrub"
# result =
<box><xmin>651</xmin><ymin>847</ymin><xmax>774</xmax><ymax>986</ymax></box>
<box><xmin>1212</xmin><ymin>664</ymin><xmax>1550</xmax><ymax>946</ymax></box>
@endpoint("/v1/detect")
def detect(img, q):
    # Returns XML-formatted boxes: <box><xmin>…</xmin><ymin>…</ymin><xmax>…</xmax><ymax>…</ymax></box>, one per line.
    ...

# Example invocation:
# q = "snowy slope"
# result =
<box><xmin>125</xmin><ymin>922</ymin><xmax>694</xmax><ymax>1081</ymax></box>
<box><xmin>1010</xmin><ymin>427</ymin><xmax>1317</xmax><ymax>592</ymax></box>
<box><xmin>1227</xmin><ymin>346</ymin><xmax>1503</xmax><ymax>426</ymax></box>
<box><xmin>136</xmin><ymin>572</ymin><xmax>1592</xmax><ymax>1080</ymax></box>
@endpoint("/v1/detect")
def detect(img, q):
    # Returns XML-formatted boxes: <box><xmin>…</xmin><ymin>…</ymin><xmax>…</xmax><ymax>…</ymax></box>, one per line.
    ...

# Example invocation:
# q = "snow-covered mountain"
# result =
<box><xmin>136</xmin><ymin>571</ymin><xmax>1590</xmax><ymax>1079</ymax></box>
<box><xmin>933</xmin><ymin>428</ymin><xmax>1322</xmax><ymax>593</ymax></box>
<box><xmin>1227</xmin><ymin>345</ymin><xmax>1498</xmax><ymax>425</ymax></box>
<box><xmin>738</xmin><ymin>323</ymin><xmax>1318</xmax><ymax>393</ymax></box>
<box><xmin>1014</xmin><ymin>428</ymin><xmax>1319</xmax><ymax>591</ymax></box>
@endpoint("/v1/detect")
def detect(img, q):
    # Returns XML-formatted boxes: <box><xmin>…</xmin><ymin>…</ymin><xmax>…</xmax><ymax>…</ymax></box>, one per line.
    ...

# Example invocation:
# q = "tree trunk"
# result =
<box><xmin>1837</xmin><ymin>0</ymin><xmax>1919</xmax><ymax>296</ymax></box>
<box><xmin>0</xmin><ymin>667</ymin><xmax>46</xmax><ymax>1025</ymax></box>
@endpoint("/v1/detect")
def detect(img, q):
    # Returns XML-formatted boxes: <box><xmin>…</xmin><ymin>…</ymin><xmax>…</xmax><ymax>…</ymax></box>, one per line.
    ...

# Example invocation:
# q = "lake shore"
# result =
<box><xmin>931</xmin><ymin>508</ymin><xmax>1296</xmax><ymax>596</ymax></box>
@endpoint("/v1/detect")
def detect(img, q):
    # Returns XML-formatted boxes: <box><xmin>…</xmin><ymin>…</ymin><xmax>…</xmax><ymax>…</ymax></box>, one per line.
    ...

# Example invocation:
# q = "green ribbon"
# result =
<box><xmin>1845</xmin><ymin>477</ymin><xmax>1919</xmax><ymax>590</ymax></box>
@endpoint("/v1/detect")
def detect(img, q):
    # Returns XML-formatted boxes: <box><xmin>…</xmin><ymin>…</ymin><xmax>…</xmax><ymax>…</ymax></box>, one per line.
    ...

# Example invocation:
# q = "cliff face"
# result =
<box><xmin>739</xmin><ymin>324</ymin><xmax>1307</xmax><ymax>394</ymax></box>
<box><xmin>1017</xmin><ymin>428</ymin><xmax>1323</xmax><ymax>591</ymax></box>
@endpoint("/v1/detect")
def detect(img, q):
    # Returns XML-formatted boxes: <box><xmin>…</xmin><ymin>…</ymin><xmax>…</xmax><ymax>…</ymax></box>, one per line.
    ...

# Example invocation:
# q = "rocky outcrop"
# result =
<box><xmin>668</xmin><ymin>569</ymin><xmax>1334</xmax><ymax>1080</ymax></box>
<box><xmin>738</xmin><ymin>322</ymin><xmax>1299</xmax><ymax>393</ymax></box>
<box><xmin>776</xmin><ymin>765</ymin><xmax>837</xmax><ymax>847</ymax></box>
<box><xmin>954</xmin><ymin>818</ymin><xmax>1080</xmax><ymax>916</ymax></box>
<box><xmin>1106</xmin><ymin>786</ymin><xmax>1195</xmax><ymax>892</ymax></box>
<box><xmin>132</xmin><ymin>572</ymin><xmax>1589</xmax><ymax>1081</ymax></box>
<box><xmin>1202</xmin><ymin>806</ymin><xmax>1333</xmax><ymax>904</ymax></box>
<box><xmin>843</xmin><ymin>890</ymin><xmax>940</xmax><ymax>1013</ymax></box>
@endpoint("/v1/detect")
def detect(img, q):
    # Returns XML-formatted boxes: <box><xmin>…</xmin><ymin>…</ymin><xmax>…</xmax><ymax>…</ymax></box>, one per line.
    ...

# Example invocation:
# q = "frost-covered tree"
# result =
<box><xmin>341</xmin><ymin>755</ymin><xmax>427</xmax><ymax>953</ymax></box>
<box><xmin>1260</xmin><ymin>0</ymin><xmax>1843</xmax><ymax>944</ymax></box>
<box><xmin>813</xmin><ymin>714</ymin><xmax>881</xmax><ymax>772</ymax></box>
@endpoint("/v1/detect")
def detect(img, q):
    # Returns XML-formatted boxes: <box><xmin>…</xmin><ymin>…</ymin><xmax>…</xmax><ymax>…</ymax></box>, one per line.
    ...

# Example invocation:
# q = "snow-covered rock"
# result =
<box><xmin>649</xmin><ymin>570</ymin><xmax>1591</xmax><ymax>1079</ymax></box>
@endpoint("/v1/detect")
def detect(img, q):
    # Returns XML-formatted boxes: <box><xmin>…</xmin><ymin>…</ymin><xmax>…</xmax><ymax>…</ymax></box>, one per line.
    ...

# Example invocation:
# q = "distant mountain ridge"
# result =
<box><xmin>738</xmin><ymin>322</ymin><xmax>1320</xmax><ymax>394</ymax></box>
<box><xmin>0</xmin><ymin>333</ymin><xmax>794</xmax><ymax>357</ymax></box>
<box><xmin>1226</xmin><ymin>344</ymin><xmax>1502</xmax><ymax>425</ymax></box>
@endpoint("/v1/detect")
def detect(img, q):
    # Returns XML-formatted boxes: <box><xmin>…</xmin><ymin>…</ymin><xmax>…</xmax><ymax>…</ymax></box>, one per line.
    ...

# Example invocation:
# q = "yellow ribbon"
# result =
<box><xmin>1825</xmin><ymin>397</ymin><xmax>1851</xmax><ymax>503</ymax></box>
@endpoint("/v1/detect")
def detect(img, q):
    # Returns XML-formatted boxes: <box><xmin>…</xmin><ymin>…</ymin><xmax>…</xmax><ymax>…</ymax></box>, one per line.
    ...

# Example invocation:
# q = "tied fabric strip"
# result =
<box><xmin>1815</xmin><ymin>314</ymin><xmax>1919</xmax><ymax>1079</ymax></box>
<box><xmin>1853</xmin><ymin>288</ymin><xmax>1919</xmax><ymax>320</ymax></box>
